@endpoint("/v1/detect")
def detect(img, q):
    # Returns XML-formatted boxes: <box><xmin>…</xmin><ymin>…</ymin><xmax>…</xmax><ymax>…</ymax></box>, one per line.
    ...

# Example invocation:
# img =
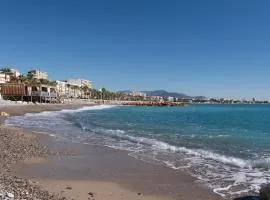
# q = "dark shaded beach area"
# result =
<box><xmin>0</xmin><ymin>104</ymin><xmax>239</xmax><ymax>199</ymax></box>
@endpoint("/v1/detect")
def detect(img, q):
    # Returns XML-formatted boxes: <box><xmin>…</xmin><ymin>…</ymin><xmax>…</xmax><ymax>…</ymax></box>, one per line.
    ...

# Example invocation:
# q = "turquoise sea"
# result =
<box><xmin>6</xmin><ymin>104</ymin><xmax>270</xmax><ymax>198</ymax></box>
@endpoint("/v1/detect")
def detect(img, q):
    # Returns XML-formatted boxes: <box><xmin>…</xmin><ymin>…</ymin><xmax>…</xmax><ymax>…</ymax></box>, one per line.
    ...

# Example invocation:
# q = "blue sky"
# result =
<box><xmin>0</xmin><ymin>0</ymin><xmax>269</xmax><ymax>99</ymax></box>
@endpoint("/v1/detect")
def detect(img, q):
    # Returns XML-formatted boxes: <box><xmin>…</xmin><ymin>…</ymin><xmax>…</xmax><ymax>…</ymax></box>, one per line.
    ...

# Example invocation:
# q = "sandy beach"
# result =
<box><xmin>0</xmin><ymin>103</ymin><xmax>224</xmax><ymax>200</ymax></box>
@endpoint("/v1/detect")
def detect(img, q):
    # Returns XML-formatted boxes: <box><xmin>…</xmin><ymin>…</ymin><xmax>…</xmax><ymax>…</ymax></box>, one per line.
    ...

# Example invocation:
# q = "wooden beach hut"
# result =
<box><xmin>1</xmin><ymin>83</ymin><xmax>58</xmax><ymax>103</ymax></box>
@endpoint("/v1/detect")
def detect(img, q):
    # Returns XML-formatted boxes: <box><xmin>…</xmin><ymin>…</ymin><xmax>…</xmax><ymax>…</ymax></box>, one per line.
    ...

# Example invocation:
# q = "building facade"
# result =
<box><xmin>131</xmin><ymin>91</ymin><xmax>147</xmax><ymax>97</ymax></box>
<box><xmin>56</xmin><ymin>79</ymin><xmax>92</xmax><ymax>98</ymax></box>
<box><xmin>0</xmin><ymin>74</ymin><xmax>10</xmax><ymax>84</ymax></box>
<box><xmin>56</xmin><ymin>80</ymin><xmax>68</xmax><ymax>96</ymax></box>
<box><xmin>28</xmin><ymin>69</ymin><xmax>48</xmax><ymax>80</ymax></box>
<box><xmin>10</xmin><ymin>69</ymin><xmax>20</xmax><ymax>77</ymax></box>
<box><xmin>67</xmin><ymin>79</ymin><xmax>92</xmax><ymax>88</ymax></box>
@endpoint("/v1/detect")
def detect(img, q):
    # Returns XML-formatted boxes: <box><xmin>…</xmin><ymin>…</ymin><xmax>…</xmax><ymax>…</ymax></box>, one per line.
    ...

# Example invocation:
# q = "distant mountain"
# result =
<box><xmin>118</xmin><ymin>89</ymin><xmax>205</xmax><ymax>99</ymax></box>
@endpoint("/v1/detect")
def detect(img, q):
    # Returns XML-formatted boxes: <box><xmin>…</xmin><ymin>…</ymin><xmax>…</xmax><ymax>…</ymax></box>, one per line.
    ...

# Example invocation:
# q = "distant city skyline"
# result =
<box><xmin>0</xmin><ymin>0</ymin><xmax>269</xmax><ymax>99</ymax></box>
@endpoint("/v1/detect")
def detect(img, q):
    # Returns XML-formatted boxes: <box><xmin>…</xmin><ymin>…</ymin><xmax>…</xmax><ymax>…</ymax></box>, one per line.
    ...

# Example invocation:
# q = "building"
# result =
<box><xmin>168</xmin><ymin>96</ymin><xmax>174</xmax><ymax>101</ymax></box>
<box><xmin>67</xmin><ymin>79</ymin><xmax>92</xmax><ymax>88</ymax></box>
<box><xmin>10</xmin><ymin>69</ymin><xmax>20</xmax><ymax>77</ymax></box>
<box><xmin>28</xmin><ymin>69</ymin><xmax>48</xmax><ymax>80</ymax></box>
<box><xmin>0</xmin><ymin>68</ymin><xmax>20</xmax><ymax>78</ymax></box>
<box><xmin>1</xmin><ymin>83</ymin><xmax>57</xmax><ymax>102</ymax></box>
<box><xmin>0</xmin><ymin>73</ymin><xmax>10</xmax><ymax>84</ymax></box>
<box><xmin>56</xmin><ymin>80</ymin><xmax>68</xmax><ymax>96</ymax></box>
<box><xmin>131</xmin><ymin>91</ymin><xmax>147</xmax><ymax>97</ymax></box>
<box><xmin>56</xmin><ymin>79</ymin><xmax>92</xmax><ymax>98</ymax></box>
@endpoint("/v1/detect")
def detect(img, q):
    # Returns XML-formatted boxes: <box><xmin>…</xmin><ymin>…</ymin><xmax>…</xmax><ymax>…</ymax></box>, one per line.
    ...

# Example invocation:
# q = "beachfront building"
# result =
<box><xmin>9</xmin><ymin>69</ymin><xmax>21</xmax><ymax>77</ymax></box>
<box><xmin>56</xmin><ymin>79</ymin><xmax>92</xmax><ymax>98</ymax></box>
<box><xmin>56</xmin><ymin>80</ymin><xmax>69</xmax><ymax>97</ymax></box>
<box><xmin>67</xmin><ymin>79</ymin><xmax>92</xmax><ymax>98</ymax></box>
<box><xmin>0</xmin><ymin>73</ymin><xmax>10</xmax><ymax>99</ymax></box>
<box><xmin>67</xmin><ymin>79</ymin><xmax>92</xmax><ymax>88</ymax></box>
<box><xmin>28</xmin><ymin>69</ymin><xmax>48</xmax><ymax>80</ymax></box>
<box><xmin>56</xmin><ymin>80</ymin><xmax>80</xmax><ymax>98</ymax></box>
<box><xmin>1</xmin><ymin>83</ymin><xmax>57</xmax><ymax>102</ymax></box>
<box><xmin>0</xmin><ymin>67</ymin><xmax>21</xmax><ymax>78</ymax></box>
<box><xmin>0</xmin><ymin>73</ymin><xmax>10</xmax><ymax>84</ymax></box>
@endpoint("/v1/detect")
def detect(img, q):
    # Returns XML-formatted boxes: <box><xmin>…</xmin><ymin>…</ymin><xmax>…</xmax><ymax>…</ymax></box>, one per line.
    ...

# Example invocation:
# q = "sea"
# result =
<box><xmin>5</xmin><ymin>104</ymin><xmax>270</xmax><ymax>198</ymax></box>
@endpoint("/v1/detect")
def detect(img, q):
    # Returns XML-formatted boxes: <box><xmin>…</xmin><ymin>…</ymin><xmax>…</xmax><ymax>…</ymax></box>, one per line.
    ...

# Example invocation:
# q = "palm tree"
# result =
<box><xmin>90</xmin><ymin>89</ymin><xmax>101</xmax><ymax>99</ymax></box>
<box><xmin>101</xmin><ymin>87</ymin><xmax>107</xmax><ymax>100</ymax></box>
<box><xmin>81</xmin><ymin>85</ymin><xmax>90</xmax><ymax>98</ymax></box>
<box><xmin>31</xmin><ymin>78</ymin><xmax>40</xmax><ymax>84</ymax></box>
<box><xmin>49</xmin><ymin>80</ymin><xmax>57</xmax><ymax>87</ymax></box>
<box><xmin>70</xmin><ymin>85</ymin><xmax>80</xmax><ymax>98</ymax></box>
<box><xmin>40</xmin><ymin>78</ymin><xmax>49</xmax><ymax>85</ymax></box>
<box><xmin>66</xmin><ymin>84</ymin><xmax>71</xmax><ymax>97</ymax></box>
<box><xmin>27</xmin><ymin>72</ymin><xmax>34</xmax><ymax>81</ymax></box>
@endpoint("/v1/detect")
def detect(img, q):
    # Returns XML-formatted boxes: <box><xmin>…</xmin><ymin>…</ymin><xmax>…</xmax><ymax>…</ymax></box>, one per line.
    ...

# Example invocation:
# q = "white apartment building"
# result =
<box><xmin>168</xmin><ymin>96</ymin><xmax>174</xmax><ymax>101</ymax></box>
<box><xmin>0</xmin><ymin>68</ymin><xmax>20</xmax><ymax>78</ymax></box>
<box><xmin>10</xmin><ymin>69</ymin><xmax>20</xmax><ymax>77</ymax></box>
<box><xmin>67</xmin><ymin>79</ymin><xmax>92</xmax><ymax>88</ymax></box>
<box><xmin>56</xmin><ymin>79</ymin><xmax>92</xmax><ymax>98</ymax></box>
<box><xmin>132</xmin><ymin>91</ymin><xmax>147</xmax><ymax>97</ymax></box>
<box><xmin>56</xmin><ymin>80</ymin><xmax>68</xmax><ymax>96</ymax></box>
<box><xmin>28</xmin><ymin>69</ymin><xmax>48</xmax><ymax>80</ymax></box>
<box><xmin>0</xmin><ymin>73</ymin><xmax>10</xmax><ymax>84</ymax></box>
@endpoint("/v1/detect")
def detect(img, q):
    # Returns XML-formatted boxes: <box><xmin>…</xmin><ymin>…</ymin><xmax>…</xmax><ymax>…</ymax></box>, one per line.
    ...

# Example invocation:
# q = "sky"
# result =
<box><xmin>0</xmin><ymin>0</ymin><xmax>270</xmax><ymax>99</ymax></box>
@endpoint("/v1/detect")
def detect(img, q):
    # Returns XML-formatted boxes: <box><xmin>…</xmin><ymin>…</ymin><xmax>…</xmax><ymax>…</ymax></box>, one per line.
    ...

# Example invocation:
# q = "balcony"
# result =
<box><xmin>31</xmin><ymin>91</ymin><xmax>56</xmax><ymax>97</ymax></box>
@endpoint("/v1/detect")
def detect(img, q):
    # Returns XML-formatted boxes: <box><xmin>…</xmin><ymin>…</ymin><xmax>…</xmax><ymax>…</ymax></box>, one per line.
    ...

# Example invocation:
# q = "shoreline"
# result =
<box><xmin>1</xmin><ymin>103</ymin><xmax>224</xmax><ymax>200</ymax></box>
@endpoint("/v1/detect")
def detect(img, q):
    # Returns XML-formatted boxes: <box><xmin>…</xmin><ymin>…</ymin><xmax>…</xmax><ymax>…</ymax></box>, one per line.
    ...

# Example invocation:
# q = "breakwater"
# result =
<box><xmin>121</xmin><ymin>101</ymin><xmax>185</xmax><ymax>106</ymax></box>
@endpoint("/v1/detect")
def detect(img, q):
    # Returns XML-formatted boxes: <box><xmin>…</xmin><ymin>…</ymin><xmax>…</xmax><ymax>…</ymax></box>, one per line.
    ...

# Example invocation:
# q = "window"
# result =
<box><xmin>32</xmin><ymin>86</ymin><xmax>38</xmax><ymax>91</ymax></box>
<box><xmin>50</xmin><ymin>88</ymin><xmax>56</xmax><ymax>93</ymax></box>
<box><xmin>41</xmin><ymin>87</ymin><xmax>48</xmax><ymax>92</ymax></box>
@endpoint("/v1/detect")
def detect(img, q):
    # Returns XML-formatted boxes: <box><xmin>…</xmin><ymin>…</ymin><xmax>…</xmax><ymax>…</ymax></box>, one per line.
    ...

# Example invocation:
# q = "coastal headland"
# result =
<box><xmin>0</xmin><ymin>103</ymin><xmax>226</xmax><ymax>200</ymax></box>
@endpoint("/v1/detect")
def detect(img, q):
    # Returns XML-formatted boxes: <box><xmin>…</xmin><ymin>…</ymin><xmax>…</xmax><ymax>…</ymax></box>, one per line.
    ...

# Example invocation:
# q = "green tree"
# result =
<box><xmin>40</xmin><ymin>79</ymin><xmax>49</xmax><ymax>85</ymax></box>
<box><xmin>0</xmin><ymin>67</ymin><xmax>11</xmax><ymax>73</ymax></box>
<box><xmin>27</xmin><ymin>72</ymin><xmax>34</xmax><ymax>80</ymax></box>
<box><xmin>81</xmin><ymin>85</ymin><xmax>90</xmax><ymax>98</ymax></box>
<box><xmin>49</xmin><ymin>80</ymin><xmax>57</xmax><ymax>87</ymax></box>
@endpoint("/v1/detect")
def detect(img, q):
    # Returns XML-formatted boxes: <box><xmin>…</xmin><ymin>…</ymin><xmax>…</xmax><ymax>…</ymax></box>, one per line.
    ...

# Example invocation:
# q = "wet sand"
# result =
<box><xmin>0</xmin><ymin>103</ymin><xmax>223</xmax><ymax>200</ymax></box>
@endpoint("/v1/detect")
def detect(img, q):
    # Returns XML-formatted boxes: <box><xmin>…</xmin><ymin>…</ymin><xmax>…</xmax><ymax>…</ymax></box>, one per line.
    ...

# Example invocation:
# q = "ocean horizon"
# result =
<box><xmin>6</xmin><ymin>104</ymin><xmax>270</xmax><ymax>198</ymax></box>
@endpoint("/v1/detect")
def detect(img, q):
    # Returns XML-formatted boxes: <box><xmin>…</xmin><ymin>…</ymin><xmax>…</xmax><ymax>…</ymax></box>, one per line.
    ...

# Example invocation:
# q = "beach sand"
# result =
<box><xmin>0</xmin><ymin>103</ymin><xmax>224</xmax><ymax>200</ymax></box>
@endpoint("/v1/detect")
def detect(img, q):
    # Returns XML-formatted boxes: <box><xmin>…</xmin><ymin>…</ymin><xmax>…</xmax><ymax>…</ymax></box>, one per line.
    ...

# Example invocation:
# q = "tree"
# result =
<box><xmin>101</xmin><ymin>87</ymin><xmax>107</xmax><ymax>100</ymax></box>
<box><xmin>66</xmin><ymin>84</ymin><xmax>71</xmax><ymax>97</ymax></box>
<box><xmin>90</xmin><ymin>89</ymin><xmax>101</xmax><ymax>99</ymax></box>
<box><xmin>31</xmin><ymin>78</ymin><xmax>40</xmax><ymax>84</ymax></box>
<box><xmin>49</xmin><ymin>80</ymin><xmax>57</xmax><ymax>87</ymax></box>
<box><xmin>40</xmin><ymin>79</ymin><xmax>49</xmax><ymax>85</ymax></box>
<box><xmin>101</xmin><ymin>87</ymin><xmax>106</xmax><ymax>93</ymax></box>
<box><xmin>27</xmin><ymin>72</ymin><xmax>34</xmax><ymax>80</ymax></box>
<box><xmin>0</xmin><ymin>67</ymin><xmax>11</xmax><ymax>73</ymax></box>
<box><xmin>70</xmin><ymin>85</ymin><xmax>80</xmax><ymax>98</ymax></box>
<box><xmin>18</xmin><ymin>74</ymin><xmax>29</xmax><ymax>84</ymax></box>
<box><xmin>81</xmin><ymin>85</ymin><xmax>90</xmax><ymax>98</ymax></box>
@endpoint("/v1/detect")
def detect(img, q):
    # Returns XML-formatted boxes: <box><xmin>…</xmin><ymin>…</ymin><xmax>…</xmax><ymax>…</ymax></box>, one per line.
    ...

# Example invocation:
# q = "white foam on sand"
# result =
<box><xmin>20</xmin><ymin>105</ymin><xmax>117</xmax><ymax>117</ymax></box>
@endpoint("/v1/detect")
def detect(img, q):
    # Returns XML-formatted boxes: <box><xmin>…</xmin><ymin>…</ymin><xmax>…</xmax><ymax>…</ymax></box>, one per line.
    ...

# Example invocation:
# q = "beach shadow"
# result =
<box><xmin>233</xmin><ymin>196</ymin><xmax>261</xmax><ymax>200</ymax></box>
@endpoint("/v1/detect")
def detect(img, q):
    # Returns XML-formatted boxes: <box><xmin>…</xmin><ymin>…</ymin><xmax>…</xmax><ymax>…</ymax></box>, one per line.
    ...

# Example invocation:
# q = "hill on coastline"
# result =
<box><xmin>118</xmin><ymin>90</ymin><xmax>205</xmax><ymax>99</ymax></box>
